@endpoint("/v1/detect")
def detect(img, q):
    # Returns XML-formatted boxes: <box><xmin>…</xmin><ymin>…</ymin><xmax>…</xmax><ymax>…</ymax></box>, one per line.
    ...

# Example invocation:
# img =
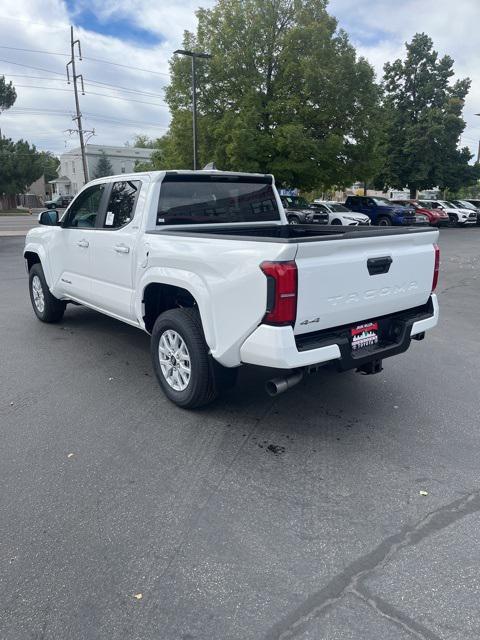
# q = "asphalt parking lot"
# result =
<box><xmin>1</xmin><ymin>227</ymin><xmax>480</xmax><ymax>640</ymax></box>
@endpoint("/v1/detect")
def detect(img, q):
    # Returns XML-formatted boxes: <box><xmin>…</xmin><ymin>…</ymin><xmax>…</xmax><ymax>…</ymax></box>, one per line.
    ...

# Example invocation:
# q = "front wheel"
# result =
<box><xmin>449</xmin><ymin>214</ymin><xmax>459</xmax><ymax>227</ymax></box>
<box><xmin>331</xmin><ymin>219</ymin><xmax>342</xmax><ymax>225</ymax></box>
<box><xmin>288</xmin><ymin>216</ymin><xmax>300</xmax><ymax>225</ymax></box>
<box><xmin>377</xmin><ymin>216</ymin><xmax>392</xmax><ymax>226</ymax></box>
<box><xmin>151</xmin><ymin>308</ymin><xmax>237</xmax><ymax>409</ymax></box>
<box><xmin>29</xmin><ymin>263</ymin><xmax>66</xmax><ymax>323</ymax></box>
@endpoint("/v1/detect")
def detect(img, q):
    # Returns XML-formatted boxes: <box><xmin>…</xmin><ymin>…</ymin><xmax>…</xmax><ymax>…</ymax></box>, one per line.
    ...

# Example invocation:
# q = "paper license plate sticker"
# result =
<box><xmin>105</xmin><ymin>211</ymin><xmax>115</xmax><ymax>226</ymax></box>
<box><xmin>351</xmin><ymin>322</ymin><xmax>378</xmax><ymax>351</ymax></box>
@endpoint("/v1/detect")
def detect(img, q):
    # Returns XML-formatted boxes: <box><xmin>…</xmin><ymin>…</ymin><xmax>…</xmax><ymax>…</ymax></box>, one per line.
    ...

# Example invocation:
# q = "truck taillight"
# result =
<box><xmin>432</xmin><ymin>244</ymin><xmax>440</xmax><ymax>292</ymax></box>
<box><xmin>260</xmin><ymin>261</ymin><xmax>297</xmax><ymax>326</ymax></box>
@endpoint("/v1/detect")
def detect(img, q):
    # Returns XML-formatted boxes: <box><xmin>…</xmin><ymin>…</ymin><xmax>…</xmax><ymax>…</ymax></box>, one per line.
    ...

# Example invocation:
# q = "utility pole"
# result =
<box><xmin>173</xmin><ymin>49</ymin><xmax>212</xmax><ymax>170</ymax></box>
<box><xmin>66</xmin><ymin>26</ymin><xmax>89</xmax><ymax>185</ymax></box>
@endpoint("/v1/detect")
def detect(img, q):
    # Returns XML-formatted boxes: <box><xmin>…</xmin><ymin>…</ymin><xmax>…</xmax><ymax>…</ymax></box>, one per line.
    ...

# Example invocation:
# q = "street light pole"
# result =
<box><xmin>475</xmin><ymin>114</ymin><xmax>480</xmax><ymax>164</ymax></box>
<box><xmin>191</xmin><ymin>54</ymin><xmax>198</xmax><ymax>171</ymax></box>
<box><xmin>174</xmin><ymin>49</ymin><xmax>212</xmax><ymax>170</ymax></box>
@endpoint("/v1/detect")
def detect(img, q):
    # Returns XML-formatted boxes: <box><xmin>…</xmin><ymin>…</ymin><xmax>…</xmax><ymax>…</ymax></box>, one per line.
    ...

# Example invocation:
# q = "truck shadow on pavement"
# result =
<box><xmin>58</xmin><ymin>303</ymin><xmax>411</xmax><ymax>445</ymax></box>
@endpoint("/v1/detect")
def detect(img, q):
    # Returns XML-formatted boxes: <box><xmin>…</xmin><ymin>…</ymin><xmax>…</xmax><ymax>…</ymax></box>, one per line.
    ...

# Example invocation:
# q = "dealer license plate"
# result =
<box><xmin>351</xmin><ymin>322</ymin><xmax>379</xmax><ymax>351</ymax></box>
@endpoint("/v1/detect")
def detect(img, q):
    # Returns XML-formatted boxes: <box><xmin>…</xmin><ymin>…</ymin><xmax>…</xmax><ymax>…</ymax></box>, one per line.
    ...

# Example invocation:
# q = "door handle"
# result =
<box><xmin>367</xmin><ymin>256</ymin><xmax>392</xmax><ymax>275</ymax></box>
<box><xmin>77</xmin><ymin>239</ymin><xmax>89</xmax><ymax>248</ymax></box>
<box><xmin>114</xmin><ymin>244</ymin><xmax>130</xmax><ymax>254</ymax></box>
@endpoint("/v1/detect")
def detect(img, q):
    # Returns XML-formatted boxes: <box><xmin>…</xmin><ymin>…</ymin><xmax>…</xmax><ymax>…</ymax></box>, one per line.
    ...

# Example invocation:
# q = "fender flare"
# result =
<box><xmin>136</xmin><ymin>267</ymin><xmax>216</xmax><ymax>351</ymax></box>
<box><xmin>23</xmin><ymin>242</ymin><xmax>52</xmax><ymax>287</ymax></box>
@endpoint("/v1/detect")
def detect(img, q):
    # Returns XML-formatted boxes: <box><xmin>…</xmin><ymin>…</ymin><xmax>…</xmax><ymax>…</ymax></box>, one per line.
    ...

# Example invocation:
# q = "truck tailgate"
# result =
<box><xmin>294</xmin><ymin>229</ymin><xmax>439</xmax><ymax>334</ymax></box>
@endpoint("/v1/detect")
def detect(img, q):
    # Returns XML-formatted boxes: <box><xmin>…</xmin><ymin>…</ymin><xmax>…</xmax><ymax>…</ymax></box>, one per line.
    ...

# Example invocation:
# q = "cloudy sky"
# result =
<box><xmin>0</xmin><ymin>0</ymin><xmax>478</xmax><ymax>160</ymax></box>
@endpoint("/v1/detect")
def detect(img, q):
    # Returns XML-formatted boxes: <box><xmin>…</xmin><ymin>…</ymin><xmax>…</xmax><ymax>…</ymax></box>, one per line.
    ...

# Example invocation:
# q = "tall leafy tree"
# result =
<box><xmin>0</xmin><ymin>76</ymin><xmax>16</xmax><ymax>142</ymax></box>
<box><xmin>157</xmin><ymin>0</ymin><xmax>381</xmax><ymax>190</ymax></box>
<box><xmin>93</xmin><ymin>150</ymin><xmax>113</xmax><ymax>178</ymax></box>
<box><xmin>381</xmin><ymin>33</ymin><xmax>475</xmax><ymax>198</ymax></box>
<box><xmin>131</xmin><ymin>134</ymin><xmax>157</xmax><ymax>148</ymax></box>
<box><xmin>38</xmin><ymin>151</ymin><xmax>60</xmax><ymax>183</ymax></box>
<box><xmin>0</xmin><ymin>138</ymin><xmax>47</xmax><ymax>206</ymax></box>
<box><xmin>0</xmin><ymin>76</ymin><xmax>16</xmax><ymax>114</ymax></box>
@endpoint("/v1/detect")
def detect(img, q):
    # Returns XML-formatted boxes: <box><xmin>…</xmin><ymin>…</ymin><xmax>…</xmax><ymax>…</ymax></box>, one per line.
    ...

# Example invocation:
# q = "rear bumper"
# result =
<box><xmin>240</xmin><ymin>294</ymin><xmax>439</xmax><ymax>370</ymax></box>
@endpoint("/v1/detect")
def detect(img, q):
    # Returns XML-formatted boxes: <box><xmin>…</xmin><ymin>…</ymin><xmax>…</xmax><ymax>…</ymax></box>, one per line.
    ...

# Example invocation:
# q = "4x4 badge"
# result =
<box><xmin>300</xmin><ymin>317</ymin><xmax>320</xmax><ymax>325</ymax></box>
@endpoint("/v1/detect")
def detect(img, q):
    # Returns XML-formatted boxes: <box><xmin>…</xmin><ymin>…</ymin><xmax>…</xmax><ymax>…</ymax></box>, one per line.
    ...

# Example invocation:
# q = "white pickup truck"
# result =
<box><xmin>25</xmin><ymin>170</ymin><xmax>440</xmax><ymax>408</ymax></box>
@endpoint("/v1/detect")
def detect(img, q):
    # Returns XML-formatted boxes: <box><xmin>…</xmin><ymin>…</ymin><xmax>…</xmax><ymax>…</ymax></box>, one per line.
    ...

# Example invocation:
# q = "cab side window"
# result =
<box><xmin>64</xmin><ymin>184</ymin><xmax>106</xmax><ymax>228</ymax></box>
<box><xmin>104</xmin><ymin>180</ymin><xmax>141</xmax><ymax>229</ymax></box>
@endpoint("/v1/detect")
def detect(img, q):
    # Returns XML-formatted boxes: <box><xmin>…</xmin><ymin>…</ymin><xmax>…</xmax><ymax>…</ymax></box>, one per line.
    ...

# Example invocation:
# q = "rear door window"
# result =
<box><xmin>157</xmin><ymin>175</ymin><xmax>280</xmax><ymax>225</ymax></box>
<box><xmin>103</xmin><ymin>180</ymin><xmax>141</xmax><ymax>229</ymax></box>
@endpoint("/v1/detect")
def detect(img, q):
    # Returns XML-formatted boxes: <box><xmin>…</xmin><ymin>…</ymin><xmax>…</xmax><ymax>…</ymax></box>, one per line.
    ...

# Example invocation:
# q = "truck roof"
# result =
<box><xmin>86</xmin><ymin>169</ymin><xmax>274</xmax><ymax>186</ymax></box>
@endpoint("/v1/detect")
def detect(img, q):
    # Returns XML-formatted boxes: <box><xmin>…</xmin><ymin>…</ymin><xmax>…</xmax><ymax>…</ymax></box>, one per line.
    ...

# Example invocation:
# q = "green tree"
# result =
<box><xmin>0</xmin><ymin>76</ymin><xmax>16</xmax><ymax>114</ymax></box>
<box><xmin>0</xmin><ymin>138</ymin><xmax>46</xmax><ymax>202</ymax></box>
<box><xmin>131</xmin><ymin>134</ymin><xmax>157</xmax><ymax>148</ymax></box>
<box><xmin>156</xmin><ymin>0</ymin><xmax>381</xmax><ymax>190</ymax></box>
<box><xmin>38</xmin><ymin>151</ymin><xmax>60</xmax><ymax>182</ymax></box>
<box><xmin>381</xmin><ymin>33</ymin><xmax>475</xmax><ymax>198</ymax></box>
<box><xmin>93</xmin><ymin>150</ymin><xmax>113</xmax><ymax>178</ymax></box>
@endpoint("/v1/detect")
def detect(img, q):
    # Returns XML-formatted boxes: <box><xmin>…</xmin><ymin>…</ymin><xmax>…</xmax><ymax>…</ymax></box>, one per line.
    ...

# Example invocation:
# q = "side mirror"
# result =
<box><xmin>39</xmin><ymin>210</ymin><xmax>59</xmax><ymax>226</ymax></box>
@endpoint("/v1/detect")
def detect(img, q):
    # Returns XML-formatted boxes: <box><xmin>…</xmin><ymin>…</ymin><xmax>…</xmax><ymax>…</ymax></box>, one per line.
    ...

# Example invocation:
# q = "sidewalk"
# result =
<box><xmin>0</xmin><ymin>215</ymin><xmax>39</xmax><ymax>237</ymax></box>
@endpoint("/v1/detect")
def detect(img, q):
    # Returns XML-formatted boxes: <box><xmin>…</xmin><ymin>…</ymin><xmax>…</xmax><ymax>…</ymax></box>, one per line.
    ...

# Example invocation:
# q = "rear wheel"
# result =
<box><xmin>151</xmin><ymin>308</ymin><xmax>237</xmax><ymax>409</ymax></box>
<box><xmin>29</xmin><ymin>263</ymin><xmax>66</xmax><ymax>323</ymax></box>
<box><xmin>377</xmin><ymin>216</ymin><xmax>392</xmax><ymax>226</ymax></box>
<box><xmin>449</xmin><ymin>214</ymin><xmax>459</xmax><ymax>227</ymax></box>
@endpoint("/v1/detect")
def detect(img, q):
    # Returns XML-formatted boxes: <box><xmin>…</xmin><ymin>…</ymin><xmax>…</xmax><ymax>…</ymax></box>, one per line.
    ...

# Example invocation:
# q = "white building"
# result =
<box><xmin>50</xmin><ymin>144</ymin><xmax>154</xmax><ymax>195</ymax></box>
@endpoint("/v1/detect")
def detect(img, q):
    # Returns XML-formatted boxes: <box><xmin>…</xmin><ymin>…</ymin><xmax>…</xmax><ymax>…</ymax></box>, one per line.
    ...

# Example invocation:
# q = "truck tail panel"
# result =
<box><xmin>294</xmin><ymin>230</ymin><xmax>439</xmax><ymax>335</ymax></box>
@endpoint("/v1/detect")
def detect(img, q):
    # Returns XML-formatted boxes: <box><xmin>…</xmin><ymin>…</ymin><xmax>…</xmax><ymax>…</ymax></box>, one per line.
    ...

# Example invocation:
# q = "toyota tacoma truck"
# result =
<box><xmin>24</xmin><ymin>170</ymin><xmax>440</xmax><ymax>408</ymax></box>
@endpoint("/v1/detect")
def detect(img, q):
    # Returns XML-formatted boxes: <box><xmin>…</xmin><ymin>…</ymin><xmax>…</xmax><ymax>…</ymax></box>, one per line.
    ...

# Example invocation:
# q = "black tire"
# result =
<box><xmin>377</xmin><ymin>216</ymin><xmax>392</xmax><ymax>226</ymax></box>
<box><xmin>151</xmin><ymin>308</ymin><xmax>237</xmax><ymax>409</ymax></box>
<box><xmin>288</xmin><ymin>216</ymin><xmax>300</xmax><ymax>225</ymax></box>
<box><xmin>331</xmin><ymin>219</ymin><xmax>342</xmax><ymax>225</ymax></box>
<box><xmin>29</xmin><ymin>263</ymin><xmax>66</xmax><ymax>323</ymax></box>
<box><xmin>449</xmin><ymin>214</ymin><xmax>459</xmax><ymax>227</ymax></box>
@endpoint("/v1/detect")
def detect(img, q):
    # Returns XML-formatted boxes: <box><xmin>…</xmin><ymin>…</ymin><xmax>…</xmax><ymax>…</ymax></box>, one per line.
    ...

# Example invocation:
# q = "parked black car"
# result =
<box><xmin>44</xmin><ymin>195</ymin><xmax>74</xmax><ymax>209</ymax></box>
<box><xmin>280</xmin><ymin>195</ymin><xmax>328</xmax><ymax>225</ymax></box>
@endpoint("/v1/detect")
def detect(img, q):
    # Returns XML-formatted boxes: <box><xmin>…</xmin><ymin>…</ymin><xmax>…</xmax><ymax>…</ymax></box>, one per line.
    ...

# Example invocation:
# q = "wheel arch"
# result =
<box><xmin>138</xmin><ymin>269</ymin><xmax>215</xmax><ymax>350</ymax></box>
<box><xmin>24</xmin><ymin>244</ymin><xmax>52</xmax><ymax>285</ymax></box>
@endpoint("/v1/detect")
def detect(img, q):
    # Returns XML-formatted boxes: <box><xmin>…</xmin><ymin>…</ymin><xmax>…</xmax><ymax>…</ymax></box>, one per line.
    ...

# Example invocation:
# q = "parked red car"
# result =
<box><xmin>391</xmin><ymin>200</ymin><xmax>450</xmax><ymax>227</ymax></box>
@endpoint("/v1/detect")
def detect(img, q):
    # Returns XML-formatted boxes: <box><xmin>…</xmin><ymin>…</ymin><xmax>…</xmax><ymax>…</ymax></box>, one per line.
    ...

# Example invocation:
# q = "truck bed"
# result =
<box><xmin>147</xmin><ymin>224</ymin><xmax>435</xmax><ymax>243</ymax></box>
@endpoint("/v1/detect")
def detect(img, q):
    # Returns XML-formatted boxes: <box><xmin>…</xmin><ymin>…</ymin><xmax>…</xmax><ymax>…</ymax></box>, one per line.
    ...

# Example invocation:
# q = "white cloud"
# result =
<box><xmin>0</xmin><ymin>0</ymin><xmax>478</xmax><ymax>162</ymax></box>
<box><xmin>330</xmin><ymin>0</ymin><xmax>480</xmax><ymax>159</ymax></box>
<box><xmin>0</xmin><ymin>0</ymin><xmax>213</xmax><ymax>155</ymax></box>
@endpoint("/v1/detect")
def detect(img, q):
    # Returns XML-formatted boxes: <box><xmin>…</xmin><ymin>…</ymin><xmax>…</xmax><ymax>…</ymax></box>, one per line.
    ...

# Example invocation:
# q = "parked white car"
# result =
<box><xmin>25</xmin><ymin>170</ymin><xmax>439</xmax><ymax>408</ymax></box>
<box><xmin>451</xmin><ymin>200</ymin><xmax>480</xmax><ymax>223</ymax></box>
<box><xmin>312</xmin><ymin>201</ymin><xmax>370</xmax><ymax>226</ymax></box>
<box><xmin>419</xmin><ymin>200</ymin><xmax>477</xmax><ymax>226</ymax></box>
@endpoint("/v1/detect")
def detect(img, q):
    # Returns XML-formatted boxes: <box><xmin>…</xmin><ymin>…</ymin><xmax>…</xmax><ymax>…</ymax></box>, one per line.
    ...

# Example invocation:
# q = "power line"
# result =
<box><xmin>2</xmin><ymin>73</ymin><xmax>165</xmax><ymax>99</ymax></box>
<box><xmin>12</xmin><ymin>83</ymin><xmax>169</xmax><ymax>108</ymax></box>
<box><xmin>7</xmin><ymin>108</ymin><xmax>169</xmax><ymax>129</ymax></box>
<box><xmin>0</xmin><ymin>57</ymin><xmax>64</xmax><ymax>77</ymax></box>
<box><xmin>82</xmin><ymin>56</ymin><xmax>170</xmax><ymax>78</ymax></box>
<box><xmin>2</xmin><ymin>74</ymin><xmax>166</xmax><ymax>99</ymax></box>
<box><xmin>0</xmin><ymin>45</ymin><xmax>171</xmax><ymax>78</ymax></box>
<box><xmin>0</xmin><ymin>45</ymin><xmax>68</xmax><ymax>57</ymax></box>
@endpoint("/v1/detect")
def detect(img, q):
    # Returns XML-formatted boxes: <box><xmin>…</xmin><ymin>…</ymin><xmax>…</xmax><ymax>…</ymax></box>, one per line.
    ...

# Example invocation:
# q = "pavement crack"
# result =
<box><xmin>264</xmin><ymin>490</ymin><xmax>480</xmax><ymax>640</ymax></box>
<box><xmin>351</xmin><ymin>587</ymin><xmax>443</xmax><ymax>640</ymax></box>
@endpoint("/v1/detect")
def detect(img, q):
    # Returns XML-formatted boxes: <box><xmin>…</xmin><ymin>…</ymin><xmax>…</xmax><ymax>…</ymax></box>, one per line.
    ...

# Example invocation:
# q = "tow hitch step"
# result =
<box><xmin>356</xmin><ymin>359</ymin><xmax>383</xmax><ymax>375</ymax></box>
